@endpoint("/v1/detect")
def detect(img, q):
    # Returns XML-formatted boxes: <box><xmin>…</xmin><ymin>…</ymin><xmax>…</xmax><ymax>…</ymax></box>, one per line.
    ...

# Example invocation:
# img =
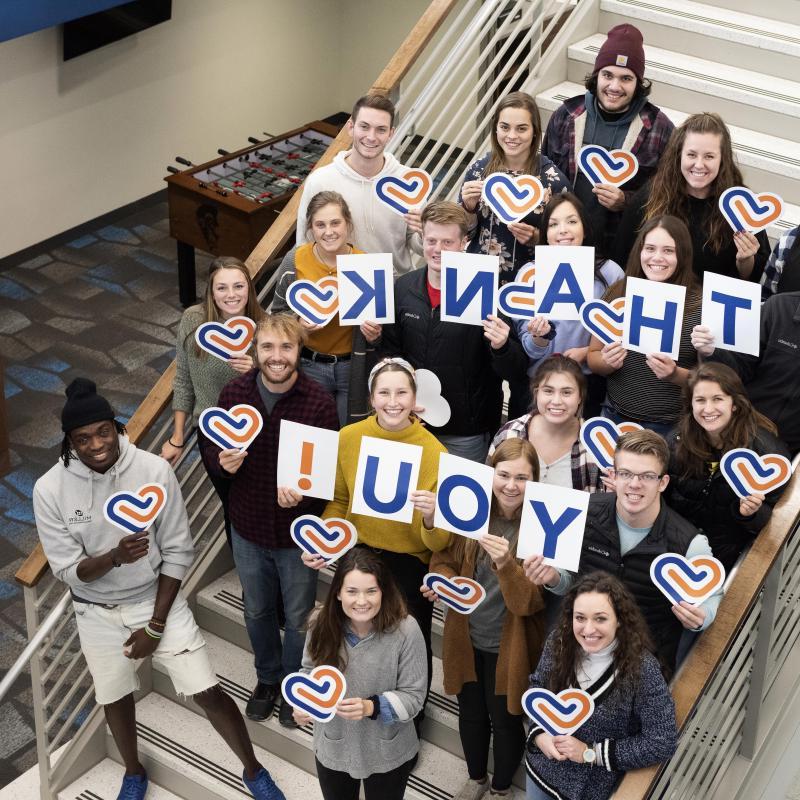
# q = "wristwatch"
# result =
<box><xmin>583</xmin><ymin>746</ymin><xmax>596</xmax><ymax>766</ymax></box>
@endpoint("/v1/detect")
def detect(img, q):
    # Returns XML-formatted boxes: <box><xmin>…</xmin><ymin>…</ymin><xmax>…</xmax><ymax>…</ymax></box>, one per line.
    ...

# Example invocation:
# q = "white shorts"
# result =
<box><xmin>72</xmin><ymin>591</ymin><xmax>217</xmax><ymax>705</ymax></box>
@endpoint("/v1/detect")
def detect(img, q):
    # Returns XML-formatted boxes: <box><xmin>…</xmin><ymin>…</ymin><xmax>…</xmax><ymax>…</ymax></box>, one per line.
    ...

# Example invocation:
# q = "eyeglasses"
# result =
<box><xmin>613</xmin><ymin>469</ymin><xmax>663</xmax><ymax>484</ymax></box>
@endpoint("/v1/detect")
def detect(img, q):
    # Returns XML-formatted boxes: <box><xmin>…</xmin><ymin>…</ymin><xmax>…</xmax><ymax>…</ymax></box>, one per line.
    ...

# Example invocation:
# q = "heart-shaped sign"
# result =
<box><xmin>482</xmin><ymin>173</ymin><xmax>545</xmax><ymax>224</ymax></box>
<box><xmin>498</xmin><ymin>263</ymin><xmax>536</xmax><ymax>320</ymax></box>
<box><xmin>281</xmin><ymin>665</ymin><xmax>347</xmax><ymax>723</ymax></box>
<box><xmin>579</xmin><ymin>298</ymin><xmax>625</xmax><ymax>345</ymax></box>
<box><xmin>199</xmin><ymin>404</ymin><xmax>264</xmax><ymax>451</ymax></box>
<box><xmin>104</xmin><ymin>483</ymin><xmax>167</xmax><ymax>535</ymax></box>
<box><xmin>719</xmin><ymin>187</ymin><xmax>783</xmax><ymax>233</ymax></box>
<box><xmin>577</xmin><ymin>145</ymin><xmax>639</xmax><ymax>187</ymax></box>
<box><xmin>522</xmin><ymin>688</ymin><xmax>595</xmax><ymax>736</ymax></box>
<box><xmin>290</xmin><ymin>515</ymin><xmax>358</xmax><ymax>563</ymax></box>
<box><xmin>719</xmin><ymin>448</ymin><xmax>793</xmax><ymax>499</ymax></box>
<box><xmin>580</xmin><ymin>417</ymin><xmax>643</xmax><ymax>470</ymax></box>
<box><xmin>375</xmin><ymin>169</ymin><xmax>433</xmax><ymax>216</ymax></box>
<box><xmin>414</xmin><ymin>369</ymin><xmax>452</xmax><ymax>428</ymax></box>
<box><xmin>285</xmin><ymin>276</ymin><xmax>339</xmax><ymax>326</ymax></box>
<box><xmin>423</xmin><ymin>572</ymin><xmax>486</xmax><ymax>614</ymax></box>
<box><xmin>650</xmin><ymin>553</ymin><xmax>726</xmax><ymax>607</ymax></box>
<box><xmin>195</xmin><ymin>317</ymin><xmax>256</xmax><ymax>361</ymax></box>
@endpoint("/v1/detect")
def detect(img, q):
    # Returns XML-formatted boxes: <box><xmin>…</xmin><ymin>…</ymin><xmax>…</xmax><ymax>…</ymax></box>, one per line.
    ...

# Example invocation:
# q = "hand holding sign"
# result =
<box><xmin>195</xmin><ymin>317</ymin><xmax>256</xmax><ymax>361</ymax></box>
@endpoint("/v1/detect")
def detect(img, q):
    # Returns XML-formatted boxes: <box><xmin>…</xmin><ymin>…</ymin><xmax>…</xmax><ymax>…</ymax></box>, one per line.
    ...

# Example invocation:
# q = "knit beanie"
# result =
<box><xmin>61</xmin><ymin>378</ymin><xmax>116</xmax><ymax>433</ymax></box>
<box><xmin>594</xmin><ymin>24</ymin><xmax>645</xmax><ymax>81</ymax></box>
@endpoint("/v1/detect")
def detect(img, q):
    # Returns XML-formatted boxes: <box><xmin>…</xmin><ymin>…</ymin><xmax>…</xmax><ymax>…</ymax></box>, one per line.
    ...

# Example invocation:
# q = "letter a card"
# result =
<box><xmin>337</xmin><ymin>253</ymin><xmax>395</xmax><ymax>326</ymax></box>
<box><xmin>517</xmin><ymin>482</ymin><xmax>589</xmax><ymax>570</ymax></box>
<box><xmin>352</xmin><ymin>436</ymin><xmax>423</xmax><ymax>523</ymax></box>
<box><xmin>276</xmin><ymin>420</ymin><xmax>339</xmax><ymax>500</ymax></box>
<box><xmin>533</xmin><ymin>246</ymin><xmax>595</xmax><ymax>321</ymax></box>
<box><xmin>701</xmin><ymin>272</ymin><xmax>760</xmax><ymax>356</ymax></box>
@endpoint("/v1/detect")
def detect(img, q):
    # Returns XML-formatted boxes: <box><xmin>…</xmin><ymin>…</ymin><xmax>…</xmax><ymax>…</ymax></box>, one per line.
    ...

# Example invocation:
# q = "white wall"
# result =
<box><xmin>0</xmin><ymin>0</ymin><xmax>435</xmax><ymax>258</ymax></box>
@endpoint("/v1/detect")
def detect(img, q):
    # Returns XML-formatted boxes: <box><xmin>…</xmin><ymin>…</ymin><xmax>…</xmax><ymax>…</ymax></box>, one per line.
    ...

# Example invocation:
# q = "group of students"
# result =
<box><xmin>32</xmin><ymin>19</ymin><xmax>800</xmax><ymax>800</ymax></box>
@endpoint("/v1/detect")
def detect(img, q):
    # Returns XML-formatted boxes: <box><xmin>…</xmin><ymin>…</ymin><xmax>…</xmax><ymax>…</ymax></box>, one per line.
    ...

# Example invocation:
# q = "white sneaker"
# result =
<box><xmin>454</xmin><ymin>778</ymin><xmax>489</xmax><ymax>800</ymax></box>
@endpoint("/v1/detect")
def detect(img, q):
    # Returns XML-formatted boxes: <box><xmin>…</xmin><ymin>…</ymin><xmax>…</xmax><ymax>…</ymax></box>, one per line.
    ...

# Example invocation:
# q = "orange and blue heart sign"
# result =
<box><xmin>522</xmin><ymin>687</ymin><xmax>595</xmax><ymax>736</ymax></box>
<box><xmin>195</xmin><ymin>316</ymin><xmax>256</xmax><ymax>361</ymax></box>
<box><xmin>719</xmin><ymin>448</ymin><xmax>792</xmax><ymax>499</ymax></box>
<box><xmin>375</xmin><ymin>169</ymin><xmax>433</xmax><ymax>216</ymax></box>
<box><xmin>650</xmin><ymin>553</ymin><xmax>725</xmax><ymax>607</ymax></box>
<box><xmin>498</xmin><ymin>263</ymin><xmax>536</xmax><ymax>319</ymax></box>
<box><xmin>199</xmin><ymin>404</ymin><xmax>263</xmax><ymax>451</ymax></box>
<box><xmin>579</xmin><ymin>298</ymin><xmax>625</xmax><ymax>345</ymax></box>
<box><xmin>285</xmin><ymin>276</ymin><xmax>339</xmax><ymax>326</ymax></box>
<box><xmin>290</xmin><ymin>515</ymin><xmax>358</xmax><ymax>563</ymax></box>
<box><xmin>482</xmin><ymin>173</ymin><xmax>545</xmax><ymax>224</ymax></box>
<box><xmin>104</xmin><ymin>483</ymin><xmax>167</xmax><ymax>535</ymax></box>
<box><xmin>719</xmin><ymin>187</ymin><xmax>783</xmax><ymax>233</ymax></box>
<box><xmin>578</xmin><ymin>145</ymin><xmax>639</xmax><ymax>187</ymax></box>
<box><xmin>281</xmin><ymin>665</ymin><xmax>347</xmax><ymax>723</ymax></box>
<box><xmin>423</xmin><ymin>573</ymin><xmax>486</xmax><ymax>614</ymax></box>
<box><xmin>579</xmin><ymin>417</ymin><xmax>643</xmax><ymax>470</ymax></box>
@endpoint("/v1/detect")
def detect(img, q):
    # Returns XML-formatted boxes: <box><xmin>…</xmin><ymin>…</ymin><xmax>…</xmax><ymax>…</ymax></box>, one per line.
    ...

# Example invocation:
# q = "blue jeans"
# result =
<box><xmin>526</xmin><ymin>775</ymin><xmax>551</xmax><ymax>800</ymax></box>
<box><xmin>437</xmin><ymin>432</ymin><xmax>491</xmax><ymax>463</ymax></box>
<box><xmin>231</xmin><ymin>527</ymin><xmax>318</xmax><ymax>685</ymax></box>
<box><xmin>601</xmin><ymin>403</ymin><xmax>675</xmax><ymax>439</ymax></box>
<box><xmin>301</xmin><ymin>356</ymin><xmax>351</xmax><ymax>427</ymax></box>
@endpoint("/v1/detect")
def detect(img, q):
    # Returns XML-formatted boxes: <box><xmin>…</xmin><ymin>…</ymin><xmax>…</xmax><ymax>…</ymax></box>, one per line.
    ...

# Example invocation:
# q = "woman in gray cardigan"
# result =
<box><xmin>526</xmin><ymin>572</ymin><xmax>678</xmax><ymax>800</ymax></box>
<box><xmin>293</xmin><ymin>547</ymin><xmax>427</xmax><ymax>800</ymax></box>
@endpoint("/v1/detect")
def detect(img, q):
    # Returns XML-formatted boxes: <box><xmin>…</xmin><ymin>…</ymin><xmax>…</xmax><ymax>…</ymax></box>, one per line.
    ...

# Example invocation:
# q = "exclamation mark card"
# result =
<box><xmin>276</xmin><ymin>420</ymin><xmax>340</xmax><ymax>500</ymax></box>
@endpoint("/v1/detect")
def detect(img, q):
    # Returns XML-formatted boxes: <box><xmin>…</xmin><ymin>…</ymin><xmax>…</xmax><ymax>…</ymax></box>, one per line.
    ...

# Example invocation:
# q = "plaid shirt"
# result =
<box><xmin>201</xmin><ymin>369</ymin><xmax>339</xmax><ymax>548</ymax></box>
<box><xmin>762</xmin><ymin>225</ymin><xmax>799</xmax><ymax>299</ymax></box>
<box><xmin>488</xmin><ymin>413</ymin><xmax>604</xmax><ymax>493</ymax></box>
<box><xmin>542</xmin><ymin>93</ymin><xmax>675</xmax><ymax>200</ymax></box>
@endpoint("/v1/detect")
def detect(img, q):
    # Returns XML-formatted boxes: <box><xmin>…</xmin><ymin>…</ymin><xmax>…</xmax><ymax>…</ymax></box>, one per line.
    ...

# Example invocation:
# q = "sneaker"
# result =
<box><xmin>243</xmin><ymin>766</ymin><xmax>286</xmax><ymax>800</ymax></box>
<box><xmin>117</xmin><ymin>770</ymin><xmax>148</xmax><ymax>800</ymax></box>
<box><xmin>454</xmin><ymin>777</ymin><xmax>489</xmax><ymax>800</ymax></box>
<box><xmin>278</xmin><ymin>699</ymin><xmax>298</xmax><ymax>728</ymax></box>
<box><xmin>246</xmin><ymin>682</ymin><xmax>278</xmax><ymax>721</ymax></box>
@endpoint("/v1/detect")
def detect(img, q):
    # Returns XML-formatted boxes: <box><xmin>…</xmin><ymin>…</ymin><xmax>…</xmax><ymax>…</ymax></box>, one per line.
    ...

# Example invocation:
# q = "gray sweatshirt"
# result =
<box><xmin>33</xmin><ymin>436</ymin><xmax>195</xmax><ymax>604</ymax></box>
<box><xmin>303</xmin><ymin>615</ymin><xmax>427</xmax><ymax>779</ymax></box>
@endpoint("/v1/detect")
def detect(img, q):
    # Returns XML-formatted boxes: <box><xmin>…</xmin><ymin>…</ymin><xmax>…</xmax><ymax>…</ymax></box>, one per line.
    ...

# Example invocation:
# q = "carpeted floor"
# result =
<box><xmin>0</xmin><ymin>191</ymin><xmax>212</xmax><ymax>788</ymax></box>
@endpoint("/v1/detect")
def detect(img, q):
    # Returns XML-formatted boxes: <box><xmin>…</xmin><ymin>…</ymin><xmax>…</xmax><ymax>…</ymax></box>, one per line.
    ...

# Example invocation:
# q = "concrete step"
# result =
<box><xmin>567</xmin><ymin>34</ymin><xmax>800</xmax><ymax>141</ymax></box>
<box><xmin>600</xmin><ymin>0</ymin><xmax>800</xmax><ymax>77</ymax></box>
<box><xmin>692</xmin><ymin>0</ymin><xmax>800</xmax><ymax>24</ymax></box>
<box><xmin>536</xmin><ymin>79</ymin><xmax>800</xmax><ymax>224</ymax></box>
<box><xmin>58</xmin><ymin>758</ymin><xmax>184</xmax><ymax>800</ymax></box>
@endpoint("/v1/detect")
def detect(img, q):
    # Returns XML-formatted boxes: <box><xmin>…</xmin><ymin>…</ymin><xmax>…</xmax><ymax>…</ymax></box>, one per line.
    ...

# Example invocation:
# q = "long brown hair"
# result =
<box><xmin>529</xmin><ymin>354</ymin><xmax>587</xmax><ymax>419</ymax></box>
<box><xmin>605</xmin><ymin>215</ymin><xmax>700</xmax><ymax>310</ymax></box>
<box><xmin>538</xmin><ymin>192</ymin><xmax>613</xmax><ymax>270</ymax></box>
<box><xmin>448</xmin><ymin>438</ymin><xmax>539</xmax><ymax>568</ymax></box>
<box><xmin>306</xmin><ymin>547</ymin><xmax>408</xmax><ymax>671</ymax></box>
<box><xmin>548</xmin><ymin>572</ymin><xmax>655</xmax><ymax>692</ymax></box>
<box><xmin>190</xmin><ymin>257</ymin><xmax>264</xmax><ymax>357</ymax></box>
<box><xmin>674</xmin><ymin>362</ymin><xmax>777</xmax><ymax>478</ymax></box>
<box><xmin>644</xmin><ymin>112</ymin><xmax>743</xmax><ymax>254</ymax></box>
<box><xmin>484</xmin><ymin>92</ymin><xmax>543</xmax><ymax>177</ymax></box>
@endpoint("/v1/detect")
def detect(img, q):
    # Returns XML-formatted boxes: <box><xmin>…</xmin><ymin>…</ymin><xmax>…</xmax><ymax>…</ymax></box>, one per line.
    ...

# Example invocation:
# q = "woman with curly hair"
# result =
<box><xmin>613</xmin><ymin>112</ymin><xmax>770</xmax><ymax>282</ymax></box>
<box><xmin>667</xmin><ymin>362</ymin><xmax>789</xmax><ymax>571</ymax></box>
<box><xmin>525</xmin><ymin>572</ymin><xmax>677</xmax><ymax>800</ymax></box>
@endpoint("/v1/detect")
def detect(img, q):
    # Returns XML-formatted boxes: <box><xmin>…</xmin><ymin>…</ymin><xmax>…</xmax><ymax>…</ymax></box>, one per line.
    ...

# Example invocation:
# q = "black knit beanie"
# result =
<box><xmin>61</xmin><ymin>378</ymin><xmax>116</xmax><ymax>433</ymax></box>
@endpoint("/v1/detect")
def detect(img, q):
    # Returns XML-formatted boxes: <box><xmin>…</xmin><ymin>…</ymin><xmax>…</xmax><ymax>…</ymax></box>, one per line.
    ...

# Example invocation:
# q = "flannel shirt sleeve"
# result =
<box><xmin>761</xmin><ymin>228</ymin><xmax>797</xmax><ymax>300</ymax></box>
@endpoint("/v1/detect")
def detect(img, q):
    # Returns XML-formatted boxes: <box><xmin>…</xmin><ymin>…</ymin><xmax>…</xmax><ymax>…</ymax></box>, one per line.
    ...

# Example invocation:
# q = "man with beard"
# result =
<box><xmin>202</xmin><ymin>314</ymin><xmax>338</xmax><ymax>727</ymax></box>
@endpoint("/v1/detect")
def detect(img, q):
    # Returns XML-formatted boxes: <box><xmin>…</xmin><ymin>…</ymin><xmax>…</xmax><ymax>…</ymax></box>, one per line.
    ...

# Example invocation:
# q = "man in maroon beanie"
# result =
<box><xmin>542</xmin><ymin>23</ymin><xmax>674</xmax><ymax>253</ymax></box>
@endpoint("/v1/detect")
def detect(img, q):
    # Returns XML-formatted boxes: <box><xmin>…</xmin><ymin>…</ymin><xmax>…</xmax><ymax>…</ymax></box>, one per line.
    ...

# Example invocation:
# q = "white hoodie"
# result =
<box><xmin>33</xmin><ymin>436</ymin><xmax>194</xmax><ymax>605</ymax></box>
<box><xmin>296</xmin><ymin>150</ymin><xmax>422</xmax><ymax>277</ymax></box>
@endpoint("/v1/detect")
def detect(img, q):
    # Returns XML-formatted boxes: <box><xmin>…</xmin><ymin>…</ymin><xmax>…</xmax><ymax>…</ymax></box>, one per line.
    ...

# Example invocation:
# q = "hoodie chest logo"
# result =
<box><xmin>375</xmin><ymin>169</ymin><xmax>432</xmax><ymax>216</ymax></box>
<box><xmin>68</xmin><ymin>509</ymin><xmax>93</xmax><ymax>525</ymax></box>
<box><xmin>104</xmin><ymin>483</ymin><xmax>168</xmax><ymax>534</ymax></box>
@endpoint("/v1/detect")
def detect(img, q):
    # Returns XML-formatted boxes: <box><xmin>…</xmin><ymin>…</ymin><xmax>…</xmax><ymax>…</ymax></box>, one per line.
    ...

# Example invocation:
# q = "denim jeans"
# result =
<box><xmin>301</xmin><ymin>356</ymin><xmax>351</xmax><ymax>427</ymax></box>
<box><xmin>231</xmin><ymin>527</ymin><xmax>318</xmax><ymax>685</ymax></box>
<box><xmin>437</xmin><ymin>432</ymin><xmax>491</xmax><ymax>463</ymax></box>
<box><xmin>526</xmin><ymin>775</ymin><xmax>552</xmax><ymax>800</ymax></box>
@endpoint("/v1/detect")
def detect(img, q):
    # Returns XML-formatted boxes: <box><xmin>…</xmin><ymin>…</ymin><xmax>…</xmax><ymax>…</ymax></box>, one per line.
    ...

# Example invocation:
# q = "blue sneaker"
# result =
<box><xmin>117</xmin><ymin>770</ymin><xmax>148</xmax><ymax>800</ymax></box>
<box><xmin>243</xmin><ymin>766</ymin><xmax>286</xmax><ymax>800</ymax></box>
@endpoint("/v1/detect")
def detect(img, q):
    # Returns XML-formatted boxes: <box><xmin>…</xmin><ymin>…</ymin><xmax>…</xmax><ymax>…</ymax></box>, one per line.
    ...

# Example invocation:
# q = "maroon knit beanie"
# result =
<box><xmin>594</xmin><ymin>24</ymin><xmax>645</xmax><ymax>81</ymax></box>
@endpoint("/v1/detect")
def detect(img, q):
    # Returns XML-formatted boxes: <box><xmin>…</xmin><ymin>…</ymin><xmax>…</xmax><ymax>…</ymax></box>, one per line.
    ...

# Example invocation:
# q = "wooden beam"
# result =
<box><xmin>16</xmin><ymin>543</ymin><xmax>49</xmax><ymax>588</ymax></box>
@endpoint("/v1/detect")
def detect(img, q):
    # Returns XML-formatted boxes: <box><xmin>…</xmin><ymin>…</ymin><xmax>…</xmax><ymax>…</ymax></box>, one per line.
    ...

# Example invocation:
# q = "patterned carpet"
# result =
<box><xmin>0</xmin><ymin>192</ymin><xmax>212</xmax><ymax>787</ymax></box>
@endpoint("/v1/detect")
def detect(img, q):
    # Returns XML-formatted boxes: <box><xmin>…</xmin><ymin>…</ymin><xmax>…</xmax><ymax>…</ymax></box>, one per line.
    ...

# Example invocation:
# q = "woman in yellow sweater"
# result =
<box><xmin>302</xmin><ymin>358</ymin><xmax>450</xmax><ymax>707</ymax></box>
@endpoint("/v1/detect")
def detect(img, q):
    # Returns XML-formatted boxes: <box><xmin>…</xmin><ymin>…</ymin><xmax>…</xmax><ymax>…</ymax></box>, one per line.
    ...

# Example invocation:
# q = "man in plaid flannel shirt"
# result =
<box><xmin>202</xmin><ymin>314</ymin><xmax>338</xmax><ymax>728</ymax></box>
<box><xmin>542</xmin><ymin>24</ymin><xmax>674</xmax><ymax>254</ymax></box>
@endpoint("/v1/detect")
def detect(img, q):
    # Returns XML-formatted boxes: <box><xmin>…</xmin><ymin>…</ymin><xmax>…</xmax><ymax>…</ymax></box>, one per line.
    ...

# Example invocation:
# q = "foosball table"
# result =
<box><xmin>165</xmin><ymin>120</ymin><xmax>340</xmax><ymax>306</ymax></box>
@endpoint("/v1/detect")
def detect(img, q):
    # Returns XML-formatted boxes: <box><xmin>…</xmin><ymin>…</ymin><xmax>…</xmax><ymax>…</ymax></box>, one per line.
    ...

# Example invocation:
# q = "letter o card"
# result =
<box><xmin>516</xmin><ymin>482</ymin><xmax>589</xmax><ymax>570</ymax></box>
<box><xmin>276</xmin><ymin>420</ymin><xmax>339</xmax><ymax>500</ymax></box>
<box><xmin>434</xmin><ymin>453</ymin><xmax>494</xmax><ymax>539</ymax></box>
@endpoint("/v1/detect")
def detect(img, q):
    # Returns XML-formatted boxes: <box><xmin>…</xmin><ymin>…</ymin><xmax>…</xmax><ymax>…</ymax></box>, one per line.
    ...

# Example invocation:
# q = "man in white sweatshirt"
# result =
<box><xmin>296</xmin><ymin>93</ymin><xmax>422</xmax><ymax>276</ymax></box>
<box><xmin>33</xmin><ymin>378</ymin><xmax>286</xmax><ymax>800</ymax></box>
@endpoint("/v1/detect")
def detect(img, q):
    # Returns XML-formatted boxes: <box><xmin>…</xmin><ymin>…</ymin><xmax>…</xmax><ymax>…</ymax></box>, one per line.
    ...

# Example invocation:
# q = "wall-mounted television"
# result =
<box><xmin>63</xmin><ymin>0</ymin><xmax>171</xmax><ymax>61</ymax></box>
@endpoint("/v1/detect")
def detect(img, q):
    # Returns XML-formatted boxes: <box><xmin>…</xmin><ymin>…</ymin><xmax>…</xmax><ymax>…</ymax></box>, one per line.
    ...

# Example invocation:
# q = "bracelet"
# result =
<box><xmin>144</xmin><ymin>624</ymin><xmax>163</xmax><ymax>640</ymax></box>
<box><xmin>148</xmin><ymin>618</ymin><xmax>166</xmax><ymax>631</ymax></box>
<box><xmin>168</xmin><ymin>438</ymin><xmax>185</xmax><ymax>448</ymax></box>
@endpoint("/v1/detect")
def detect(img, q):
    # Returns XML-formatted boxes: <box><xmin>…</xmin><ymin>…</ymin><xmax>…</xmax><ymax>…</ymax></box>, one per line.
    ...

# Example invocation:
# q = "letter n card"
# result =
<box><xmin>440</xmin><ymin>251</ymin><xmax>499</xmax><ymax>326</ymax></box>
<box><xmin>516</xmin><ymin>482</ymin><xmax>589</xmax><ymax>570</ymax></box>
<box><xmin>276</xmin><ymin>420</ymin><xmax>339</xmax><ymax>500</ymax></box>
